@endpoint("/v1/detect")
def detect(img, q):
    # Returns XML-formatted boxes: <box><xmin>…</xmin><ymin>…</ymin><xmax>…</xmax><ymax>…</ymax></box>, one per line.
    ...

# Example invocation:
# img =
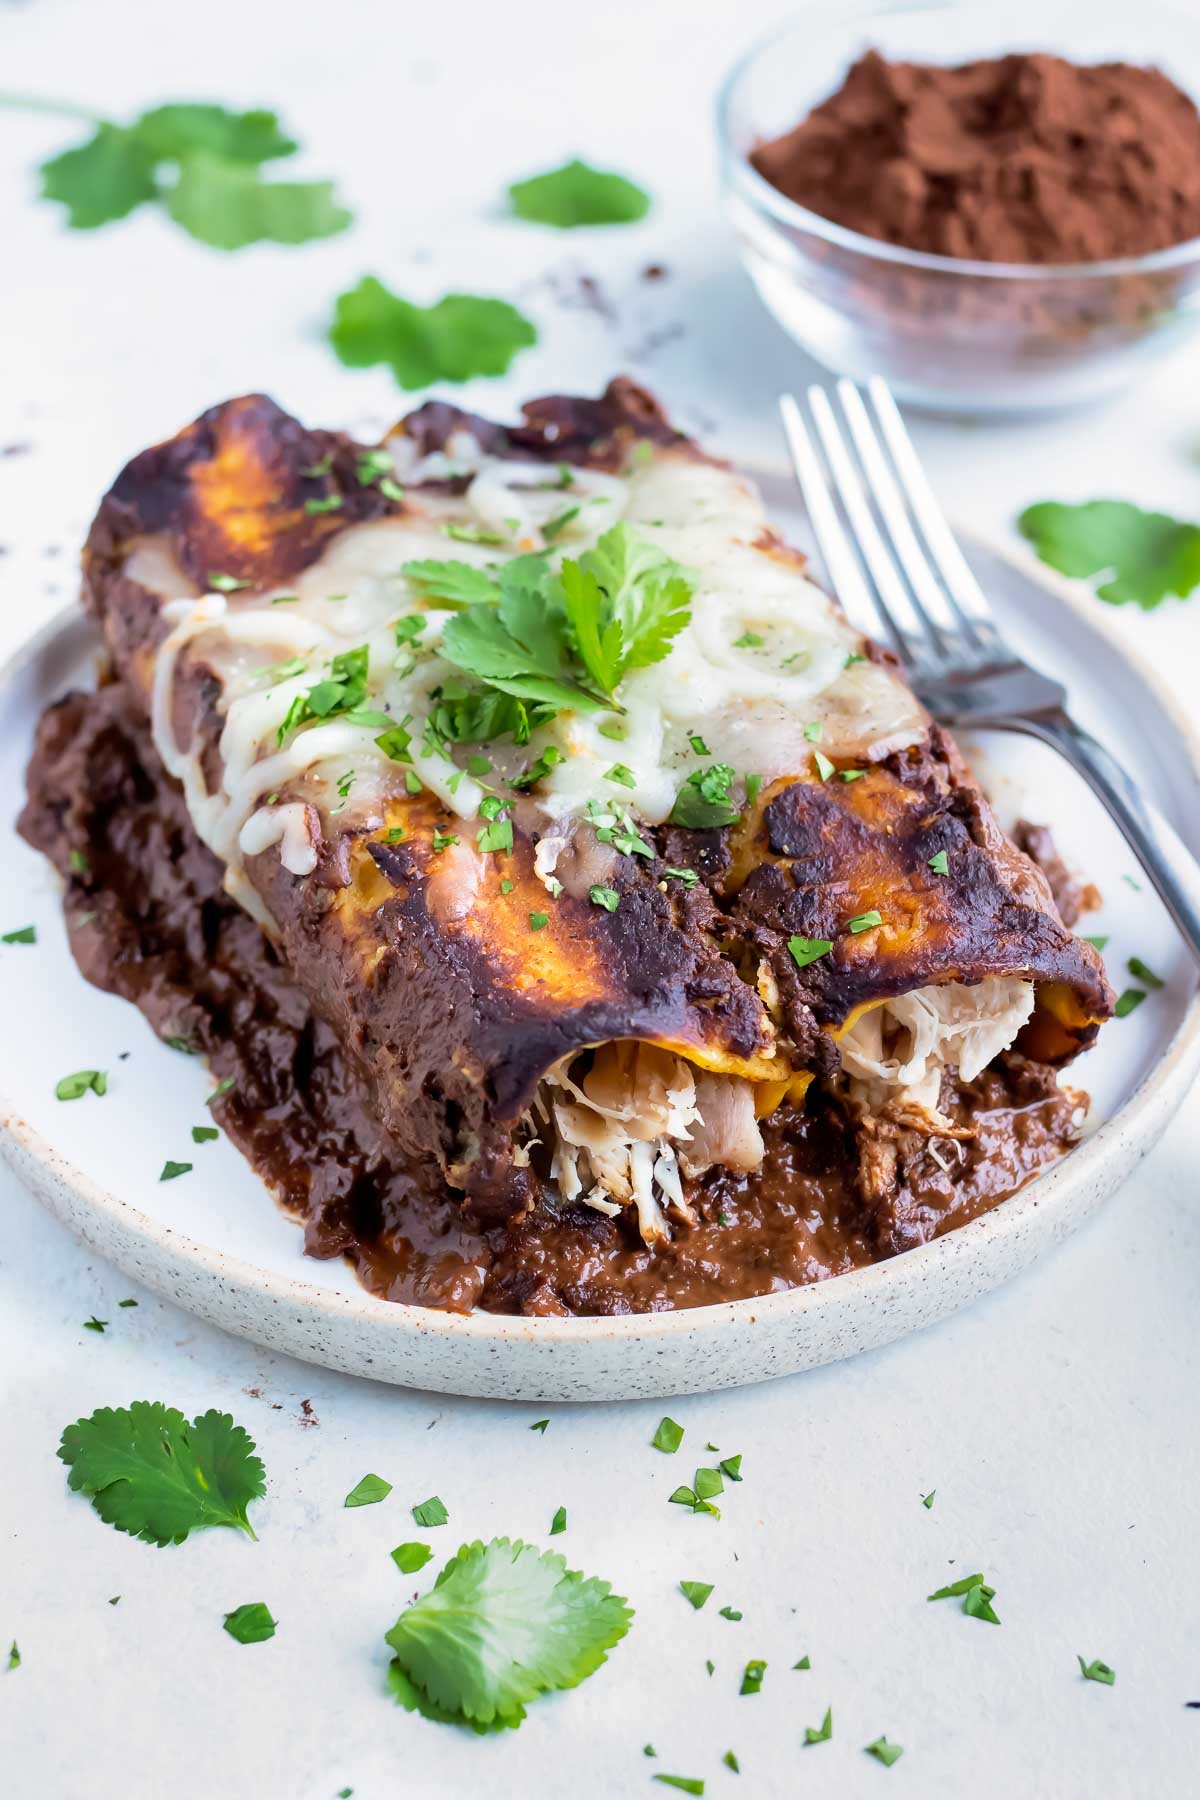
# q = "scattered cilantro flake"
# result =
<box><xmin>590</xmin><ymin>885</ymin><xmax>620</xmax><ymax>912</ymax></box>
<box><xmin>1018</xmin><ymin>499</ymin><xmax>1200</xmax><ymax>610</ymax></box>
<box><xmin>510</xmin><ymin>745</ymin><xmax>564</xmax><ymax>789</ymax></box>
<box><xmin>385</xmin><ymin>1536</ymin><xmax>631</xmax><ymax>1730</ymax></box>
<box><xmin>529</xmin><ymin>1419</ymin><xmax>549</xmax><ymax>1434</ymax></box>
<box><xmin>605</xmin><ymin>762</ymin><xmax>637</xmax><ymax>788</ymax></box>
<box><xmin>542</xmin><ymin>505</ymin><xmax>580</xmax><ymax>543</ymax></box>
<box><xmin>740</xmin><ymin>1659</ymin><xmax>766</xmax><ymax>1695</ymax></box>
<box><xmin>847</xmin><ymin>910</ymin><xmax>883</xmax><ymax>934</ymax></box>
<box><xmin>1083</xmin><ymin>934</ymin><xmax>1109</xmax><ymax>951</ymax></box>
<box><xmin>118</xmin><ymin>1299</ymin><xmax>138</xmax><ymax>1308</ymax></box>
<box><xmin>467</xmin><ymin>754</ymin><xmax>492</xmax><ymax>776</ymax></box>
<box><xmin>793</xmin><ymin>1655</ymin><xmax>811</xmax><ymax>1670</ymax></box>
<box><xmin>653</xmin><ymin>1779</ymin><xmax>704</xmax><ymax>1797</ymax></box>
<box><xmin>68</xmin><ymin>847</ymin><xmax>91</xmax><ymax>877</ymax></box>
<box><xmin>788</xmin><ymin>935</ymin><xmax>832</xmax><ymax>970</ymax></box>
<box><xmin>160</xmin><ymin>1160</ymin><xmax>192</xmax><ymax>1181</ymax></box>
<box><xmin>706</xmin><ymin>1659</ymin><xmax>715</xmax><ymax>1675</ymax></box>
<box><xmin>356</xmin><ymin>449</ymin><xmax>393</xmax><ymax>485</ymax></box>
<box><xmin>476</xmin><ymin>819</ymin><xmax>514</xmax><ymax>855</ymax></box>
<box><xmin>1128</xmin><ymin>956</ymin><xmax>1164</xmax><ymax>989</ymax></box>
<box><xmin>508</xmin><ymin>158</ymin><xmax>650</xmax><ymax>228</ymax></box>
<box><xmin>330</xmin><ymin>276</ymin><xmax>537</xmax><ymax>389</ymax></box>
<box><xmin>669</xmin><ymin>763</ymin><xmax>739</xmax><ymax>830</ymax></box>
<box><xmin>304</xmin><ymin>493</ymin><xmax>343</xmax><ymax>516</ymax></box>
<box><xmin>865</xmin><ymin>1736</ymin><xmax>903</xmax><ymax>1766</ymax></box>
<box><xmin>223</xmin><ymin>1602</ymin><xmax>276</xmax><ymax>1645</ymax></box>
<box><xmin>804</xmin><ymin>1706</ymin><xmax>833</xmax><ymax>1745</ymax></box>
<box><xmin>598</xmin><ymin>720</ymin><xmax>627</xmax><ymax>741</ymax></box>
<box><xmin>412</xmin><ymin>1496</ymin><xmax>448</xmax><ymax>1528</ymax></box>
<box><xmin>83</xmin><ymin>1316</ymin><xmax>107</xmax><ymax>1333</ymax></box>
<box><xmin>662</xmin><ymin>866</ymin><xmax>698</xmax><ymax>888</ymax></box>
<box><xmin>270</xmin><ymin>593</ymin><xmax>299</xmax><ymax>605</ymax></box>
<box><xmin>529</xmin><ymin>911</ymin><xmax>550</xmax><ymax>932</ymax></box>
<box><xmin>345</xmin><ymin>1473</ymin><xmax>392</xmax><ymax>1508</ymax></box>
<box><xmin>7</xmin><ymin>1641</ymin><xmax>18</xmax><ymax>1671</ymax></box>
<box><xmin>549</xmin><ymin>1506</ymin><xmax>567</xmax><ymax>1536</ymax></box>
<box><xmin>718</xmin><ymin>1606</ymin><xmax>742</xmax><ymax>1622</ymax></box>
<box><xmin>164</xmin><ymin>1035</ymin><xmax>197</xmax><ymax>1054</ymax></box>
<box><xmin>447</xmin><ymin>521</ymin><xmax>505</xmax><ymax>546</ymax></box>
<box><xmin>839</xmin><ymin>769</ymin><xmax>865</xmax><ymax>782</ymax></box>
<box><xmin>669</xmin><ymin>1485</ymin><xmax>719</xmax><ymax>1518</ymax></box>
<box><xmin>499</xmin><ymin>879</ymin><xmax>515</xmax><ymax>896</ymax></box>
<box><xmin>392</xmin><ymin>1542</ymin><xmax>433</xmax><ymax>1575</ymax></box>
<box><xmin>300</xmin><ymin>452</ymin><xmax>334</xmax><ymax>478</ymax></box>
<box><xmin>55</xmin><ymin>1069</ymin><xmax>107</xmax><ymax>1101</ymax></box>
<box><xmin>689</xmin><ymin>734</ymin><xmax>710</xmax><ymax>755</ymax></box>
<box><xmin>693</xmin><ymin>1467</ymin><xmax>723</xmax><ymax>1503</ymax></box>
<box><xmin>191</xmin><ymin>1124</ymin><xmax>219</xmax><ymax>1144</ymax></box>
<box><xmin>814</xmin><ymin>751</ymin><xmax>835</xmax><ymax>781</ymax></box>
<box><xmin>206</xmin><ymin>1075</ymin><xmax>235</xmax><ymax>1106</ymax></box>
<box><xmin>652</xmin><ymin>1417</ymin><xmax>684</xmax><ymax>1454</ymax></box>
<box><xmin>431</xmin><ymin>832</ymin><xmax>459</xmax><ymax>855</ymax></box>
<box><xmin>745</xmin><ymin>773</ymin><xmax>763</xmax><ymax>808</ymax></box>
<box><xmin>928</xmin><ymin>1572</ymin><xmax>1000</xmax><ymax>1624</ymax></box>
<box><xmin>732</xmin><ymin>631</ymin><xmax>764</xmax><ymax>648</ymax></box>
<box><xmin>1078</xmin><ymin>1655</ymin><xmax>1116</xmax><ymax>1685</ymax></box>
<box><xmin>928</xmin><ymin>850</ymin><xmax>950</xmax><ymax>875</ymax></box>
<box><xmin>921</xmin><ymin>1491</ymin><xmax>936</xmax><ymax>1510</ymax></box>
<box><xmin>1</xmin><ymin>925</ymin><xmax>36</xmax><ymax>944</ymax></box>
<box><xmin>1115</xmin><ymin>988</ymin><xmax>1146</xmax><ymax>1018</ymax></box>
<box><xmin>803</xmin><ymin>721</ymin><xmax>823</xmax><ymax>742</ymax></box>
<box><xmin>207</xmin><ymin>571</ymin><xmax>251</xmax><ymax>593</ymax></box>
<box><xmin>679</xmin><ymin>1581</ymin><xmax>713</xmax><ymax>1610</ymax></box>
<box><xmin>719</xmin><ymin>1455</ymin><xmax>742</xmax><ymax>1483</ymax></box>
<box><xmin>723</xmin><ymin>1751</ymin><xmax>740</xmax><ymax>1773</ymax></box>
<box><xmin>57</xmin><ymin>1402</ymin><xmax>265</xmax><ymax>1544</ymax></box>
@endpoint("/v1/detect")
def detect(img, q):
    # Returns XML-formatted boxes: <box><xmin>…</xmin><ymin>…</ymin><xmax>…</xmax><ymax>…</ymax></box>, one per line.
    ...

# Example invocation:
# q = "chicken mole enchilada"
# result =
<box><xmin>20</xmin><ymin>380</ymin><xmax>1113</xmax><ymax>1316</ymax></box>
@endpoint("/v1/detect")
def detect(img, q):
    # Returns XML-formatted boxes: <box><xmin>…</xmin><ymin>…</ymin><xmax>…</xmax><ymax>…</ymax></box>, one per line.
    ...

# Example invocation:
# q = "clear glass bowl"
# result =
<box><xmin>717</xmin><ymin>0</ymin><xmax>1200</xmax><ymax>415</ymax></box>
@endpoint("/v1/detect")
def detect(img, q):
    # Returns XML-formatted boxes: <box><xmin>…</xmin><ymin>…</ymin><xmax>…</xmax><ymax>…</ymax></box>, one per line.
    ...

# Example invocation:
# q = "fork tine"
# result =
<box><xmin>777</xmin><ymin>394</ymin><xmax>894</xmax><ymax>646</ymax></box>
<box><xmin>805</xmin><ymin>385</ymin><xmax>934</xmax><ymax>664</ymax></box>
<box><xmin>865</xmin><ymin>377</ymin><xmax>997</xmax><ymax>635</ymax></box>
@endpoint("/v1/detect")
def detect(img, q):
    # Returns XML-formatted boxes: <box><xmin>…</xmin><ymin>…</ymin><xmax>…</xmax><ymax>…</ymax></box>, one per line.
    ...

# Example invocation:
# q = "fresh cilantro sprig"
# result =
<box><xmin>560</xmin><ymin>527</ymin><xmax>693</xmax><ymax>697</ymax></box>
<box><xmin>508</xmin><ymin>158</ymin><xmax>650</xmax><ymax>228</ymax></box>
<box><xmin>22</xmin><ymin>98</ymin><xmax>351</xmax><ymax>246</ymax></box>
<box><xmin>57</xmin><ymin>1402</ymin><xmax>265</xmax><ymax>1545</ymax></box>
<box><xmin>385</xmin><ymin>1537</ymin><xmax>631</xmax><ymax>1732</ymax></box>
<box><xmin>329</xmin><ymin>276</ymin><xmax>537</xmax><ymax>389</ymax></box>
<box><xmin>1018</xmin><ymin>499</ymin><xmax>1200</xmax><ymax>610</ymax></box>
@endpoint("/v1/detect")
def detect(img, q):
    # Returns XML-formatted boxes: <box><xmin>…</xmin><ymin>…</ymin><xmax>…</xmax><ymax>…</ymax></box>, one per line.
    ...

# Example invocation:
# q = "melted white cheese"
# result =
<box><xmin>136</xmin><ymin>443</ymin><xmax>926</xmax><ymax>899</ymax></box>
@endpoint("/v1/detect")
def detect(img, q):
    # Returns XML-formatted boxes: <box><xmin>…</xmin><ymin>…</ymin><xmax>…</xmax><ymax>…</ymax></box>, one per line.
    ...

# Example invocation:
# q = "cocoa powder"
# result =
<box><xmin>751</xmin><ymin>50</ymin><xmax>1200</xmax><ymax>264</ymax></box>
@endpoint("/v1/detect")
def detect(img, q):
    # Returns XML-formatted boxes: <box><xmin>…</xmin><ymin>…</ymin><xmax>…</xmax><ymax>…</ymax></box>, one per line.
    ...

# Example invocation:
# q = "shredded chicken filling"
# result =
<box><xmin>524</xmin><ymin>977</ymin><xmax>1039</xmax><ymax>1244</ymax></box>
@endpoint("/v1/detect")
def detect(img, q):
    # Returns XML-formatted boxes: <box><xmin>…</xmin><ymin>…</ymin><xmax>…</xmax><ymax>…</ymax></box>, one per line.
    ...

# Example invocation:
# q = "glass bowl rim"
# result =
<box><xmin>716</xmin><ymin>3</ymin><xmax>1200</xmax><ymax>283</ymax></box>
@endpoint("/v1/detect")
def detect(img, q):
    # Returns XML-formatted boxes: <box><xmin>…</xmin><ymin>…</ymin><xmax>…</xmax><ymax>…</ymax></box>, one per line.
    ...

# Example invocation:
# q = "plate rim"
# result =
<box><xmin>3</xmin><ymin>530</ymin><xmax>1199</xmax><ymax>1355</ymax></box>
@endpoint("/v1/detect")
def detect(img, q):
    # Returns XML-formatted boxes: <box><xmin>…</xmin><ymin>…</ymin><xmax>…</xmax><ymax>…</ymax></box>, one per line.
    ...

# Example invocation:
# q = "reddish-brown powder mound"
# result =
<box><xmin>750</xmin><ymin>49</ymin><xmax>1200</xmax><ymax>264</ymax></box>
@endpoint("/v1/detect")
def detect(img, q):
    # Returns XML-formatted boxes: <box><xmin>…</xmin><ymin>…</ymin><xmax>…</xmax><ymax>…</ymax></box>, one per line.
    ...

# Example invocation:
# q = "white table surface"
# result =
<box><xmin>2</xmin><ymin>3</ymin><xmax>1198</xmax><ymax>1796</ymax></box>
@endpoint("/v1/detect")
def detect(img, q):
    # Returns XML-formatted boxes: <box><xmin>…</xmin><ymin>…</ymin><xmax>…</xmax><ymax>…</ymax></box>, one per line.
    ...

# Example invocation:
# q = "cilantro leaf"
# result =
<box><xmin>330</xmin><ymin>277</ymin><xmax>537</xmax><ymax>389</ymax></box>
<box><xmin>679</xmin><ymin>1580</ymin><xmax>713</xmax><ymax>1610</ymax></box>
<box><xmin>508</xmin><ymin>158</ymin><xmax>650</xmax><ymax>228</ymax></box>
<box><xmin>549</xmin><ymin>1505</ymin><xmax>567</xmax><ymax>1536</ymax></box>
<box><xmin>40</xmin><ymin>124</ymin><xmax>158</xmax><ymax>228</ymax></box>
<box><xmin>6</xmin><ymin>1641</ymin><xmax>18</xmax><ymax>1671</ymax></box>
<box><xmin>1</xmin><ymin>924</ymin><xmax>36</xmax><ymax>945</ymax></box>
<box><xmin>57</xmin><ymin>1402</ymin><xmax>265</xmax><ymax>1545</ymax></box>
<box><xmin>804</xmin><ymin>1706</ymin><xmax>833</xmax><ymax>1745</ymax></box>
<box><xmin>223</xmin><ymin>1602</ymin><xmax>276</xmax><ymax>1644</ymax></box>
<box><xmin>1078</xmin><ymin>1655</ymin><xmax>1116</xmax><ymax>1685</ymax></box>
<box><xmin>55</xmin><ymin>1069</ymin><xmax>107</xmax><ymax>1101</ymax></box>
<box><xmin>789</xmin><ymin>935</ymin><xmax>832</xmax><ymax>970</ymax></box>
<box><xmin>928</xmin><ymin>1571</ymin><xmax>1000</xmax><ymax>1624</ymax></box>
<box><xmin>441</xmin><ymin>589</ymin><xmax>603</xmax><ymax>716</ymax></box>
<box><xmin>166</xmin><ymin>151</ymin><xmax>350</xmax><ymax>248</ymax></box>
<box><xmin>561</xmin><ymin>526</ymin><xmax>694</xmax><ymax>696</ymax></box>
<box><xmin>345</xmin><ymin>1473</ymin><xmax>392</xmax><ymax>1508</ymax></box>
<box><xmin>652</xmin><ymin>1416</ymin><xmax>684</xmax><ymax>1454</ymax></box>
<box><xmin>384</xmin><ymin>1536</ymin><xmax>631</xmax><ymax>1730</ymax></box>
<box><xmin>865</xmin><ymin>1736</ymin><xmax>904</xmax><ymax>1766</ymax></box>
<box><xmin>1018</xmin><ymin>499</ymin><xmax>1200</xmax><ymax>610</ymax></box>
<box><xmin>740</xmin><ymin>1657</ymin><xmax>766</xmax><ymax>1695</ymax></box>
<box><xmin>392</xmin><ymin>1542</ymin><xmax>433</xmax><ymax>1574</ymax></box>
<box><xmin>669</xmin><ymin>764</ymin><xmax>739</xmax><ymax>830</ymax></box>
<box><xmin>135</xmin><ymin>104</ymin><xmax>296</xmax><ymax>165</ymax></box>
<box><xmin>402</xmin><ymin>560</ymin><xmax>499</xmax><ymax>607</ymax></box>
<box><xmin>653</xmin><ymin>1779</ymin><xmax>704</xmax><ymax>1796</ymax></box>
<box><xmin>412</xmin><ymin>1496</ymin><xmax>448</xmax><ymax>1528</ymax></box>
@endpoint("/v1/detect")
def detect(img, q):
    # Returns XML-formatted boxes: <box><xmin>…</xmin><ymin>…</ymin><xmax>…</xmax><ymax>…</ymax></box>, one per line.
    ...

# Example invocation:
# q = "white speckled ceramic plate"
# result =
<box><xmin>2</xmin><ymin>513</ymin><xmax>1198</xmax><ymax>1399</ymax></box>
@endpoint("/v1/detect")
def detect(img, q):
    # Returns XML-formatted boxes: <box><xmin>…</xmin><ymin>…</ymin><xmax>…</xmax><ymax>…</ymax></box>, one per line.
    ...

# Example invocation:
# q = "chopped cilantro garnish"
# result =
<box><xmin>508</xmin><ymin>158</ymin><xmax>650</xmax><ymax>228</ymax></box>
<box><xmin>7</xmin><ymin>1641</ymin><xmax>19</xmax><ymax>1671</ymax></box>
<box><xmin>693</xmin><ymin>1467</ymin><xmax>723</xmax><ymax>1502</ymax></box>
<box><xmin>1114</xmin><ymin>989</ymin><xmax>1146</xmax><ymax>1018</ymax></box>
<box><xmin>270</xmin><ymin>592</ymin><xmax>299</xmax><ymax>604</ymax></box>
<box><xmin>1128</xmin><ymin>956</ymin><xmax>1164</xmax><ymax>989</ymax></box>
<box><xmin>385</xmin><ymin>1536</ymin><xmax>630</xmax><ymax>1729</ymax></box>
<box><xmin>846</xmin><ymin>910</ymin><xmax>883</xmax><ymax>934</ymax></box>
<box><xmin>745</xmin><ymin>773</ymin><xmax>763</xmax><ymax>807</ymax></box>
<box><xmin>788</xmin><ymin>935</ymin><xmax>833</xmax><ymax>969</ymax></box>
<box><xmin>301</xmin><ymin>452</ymin><xmax>334</xmax><ymax>478</ymax></box>
<box><xmin>559</xmin><ymin>526</ymin><xmax>694</xmax><ymax>697</ymax></box>
<box><xmin>653</xmin><ymin>1417</ymin><xmax>684</xmax><ymax>1454</ymax></box>
<box><xmin>927</xmin><ymin>1572</ymin><xmax>1000</xmax><ymax>1623</ymax></box>
<box><xmin>605</xmin><ymin>763</ymin><xmax>636</xmax><ymax>788</ymax></box>
<box><xmin>159</xmin><ymin>1160</ymin><xmax>193</xmax><ymax>1181</ymax></box>
<box><xmin>345</xmin><ymin>1474</ymin><xmax>392</xmax><ymax>1508</ymax></box>
<box><xmin>803</xmin><ymin>721</ymin><xmax>823</xmax><ymax>742</ymax></box>
<box><xmin>719</xmin><ymin>1455</ymin><xmax>742</xmax><ymax>1483</ymax></box>
<box><xmin>447</xmin><ymin>522</ymin><xmax>505</xmax><ymax>546</ymax></box>
<box><xmin>206</xmin><ymin>570</ymin><xmax>253</xmax><ymax>592</ymax></box>
<box><xmin>804</xmin><ymin>1706</ymin><xmax>833</xmax><ymax>1745</ymax></box>
<box><xmin>304</xmin><ymin>493</ymin><xmax>343</xmax><ymax>516</ymax></box>
<box><xmin>55</xmin><ymin>1069</ymin><xmax>107</xmax><ymax>1101</ymax></box>
<box><xmin>549</xmin><ymin>1505</ymin><xmax>567</xmax><ymax>1536</ymax></box>
<box><xmin>813</xmin><ymin>751</ymin><xmax>834</xmax><ymax>782</ymax></box>
<box><xmin>839</xmin><ymin>769</ymin><xmax>865</xmax><ymax>783</ymax></box>
<box><xmin>392</xmin><ymin>1542</ymin><xmax>433</xmax><ymax>1574</ymax></box>
<box><xmin>277</xmin><ymin>645</ymin><xmax>370</xmax><ymax>744</ymax></box>
<box><xmin>83</xmin><ymin>1316</ymin><xmax>107</xmax><ymax>1333</ymax></box>
<box><xmin>1</xmin><ymin>924</ymin><xmax>36</xmax><ymax>944</ymax></box>
<box><xmin>68</xmin><ymin>847</ymin><xmax>91</xmax><ymax>878</ymax></box>
<box><xmin>732</xmin><ymin>631</ymin><xmax>764</xmax><ymax>648</ymax></box>
<box><xmin>669</xmin><ymin>763</ymin><xmax>739</xmax><ymax>830</ymax></box>
<box><xmin>865</xmin><ymin>1736</ymin><xmax>903</xmax><ymax>1766</ymax></box>
<box><xmin>718</xmin><ymin>1606</ymin><xmax>742</xmax><ymax>1622</ymax></box>
<box><xmin>476</xmin><ymin>818</ymin><xmax>514</xmax><ymax>854</ymax></box>
<box><xmin>499</xmin><ymin>879</ymin><xmax>514</xmax><ymax>895</ymax></box>
<box><xmin>356</xmin><ymin>449</ymin><xmax>393</xmax><ymax>485</ymax></box>
<box><xmin>402</xmin><ymin>560</ymin><xmax>499</xmax><ymax>607</ymax></box>
<box><xmin>383</xmin><ymin>826</ymin><xmax>405</xmax><ymax>844</ymax></box>
<box><xmin>467</xmin><ymin>754</ymin><xmax>492</xmax><ymax>776</ymax></box>
<box><xmin>206</xmin><ymin>1075</ymin><xmax>235</xmax><ymax>1106</ymax></box>
<box><xmin>928</xmin><ymin>850</ymin><xmax>950</xmax><ymax>875</ymax></box>
<box><xmin>529</xmin><ymin>912</ymin><xmax>549</xmax><ymax>932</ymax></box>
<box><xmin>406</xmin><ymin>770</ymin><xmax>424</xmax><ymax>794</ymax></box>
<box><xmin>330</xmin><ymin>277</ymin><xmax>537</xmax><ymax>389</ymax></box>
<box><xmin>598</xmin><ymin>719</ymin><xmax>627</xmax><ymax>742</ymax></box>
<box><xmin>542</xmin><ymin>506</ymin><xmax>580</xmax><ymax>544</ymax></box>
<box><xmin>1078</xmin><ymin>1655</ymin><xmax>1116</xmax><ymax>1685</ymax></box>
<box><xmin>921</xmin><ymin>1490</ymin><xmax>936</xmax><ymax>1509</ymax></box>
<box><xmin>652</xmin><ymin>1779</ymin><xmax>704</xmax><ymax>1796</ymax></box>
<box><xmin>793</xmin><ymin>1654</ymin><xmax>811</xmax><ymax>1670</ymax></box>
<box><xmin>223</xmin><ymin>1603</ymin><xmax>276</xmax><ymax>1645</ymax></box>
<box><xmin>57</xmin><ymin>1401</ymin><xmax>265</xmax><ymax>1544</ymax></box>
<box><xmin>689</xmin><ymin>734</ymin><xmax>710</xmax><ymax>755</ymax></box>
<box><xmin>191</xmin><ymin>1125</ymin><xmax>219</xmax><ymax>1144</ymax></box>
<box><xmin>431</xmin><ymin>832</ymin><xmax>459</xmax><ymax>854</ymax></box>
<box><xmin>662</xmin><ymin>867</ymin><xmax>698</xmax><ymax>889</ymax></box>
<box><xmin>589</xmin><ymin>885</ymin><xmax>620</xmax><ymax>912</ymax></box>
<box><xmin>411</xmin><ymin>1496</ymin><xmax>448</xmax><ymax>1528</ymax></box>
<box><xmin>529</xmin><ymin>1419</ymin><xmax>549</xmax><ymax>1434</ymax></box>
<box><xmin>510</xmin><ymin>745</ymin><xmax>564</xmax><ymax>789</ymax></box>
<box><xmin>118</xmin><ymin>1299</ymin><xmax>138</xmax><ymax>1308</ymax></box>
<box><xmin>669</xmin><ymin>1486</ymin><xmax>719</xmax><ymax>1518</ymax></box>
<box><xmin>740</xmin><ymin>1659</ymin><xmax>766</xmax><ymax>1696</ymax></box>
<box><xmin>1083</xmin><ymin>934</ymin><xmax>1109</xmax><ymax>951</ymax></box>
<box><xmin>679</xmin><ymin>1580</ymin><xmax>713</xmax><ymax>1610</ymax></box>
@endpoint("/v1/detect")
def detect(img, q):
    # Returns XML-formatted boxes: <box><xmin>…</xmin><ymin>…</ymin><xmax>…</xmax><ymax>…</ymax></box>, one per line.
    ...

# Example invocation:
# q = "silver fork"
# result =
<box><xmin>779</xmin><ymin>376</ymin><xmax>1200</xmax><ymax>966</ymax></box>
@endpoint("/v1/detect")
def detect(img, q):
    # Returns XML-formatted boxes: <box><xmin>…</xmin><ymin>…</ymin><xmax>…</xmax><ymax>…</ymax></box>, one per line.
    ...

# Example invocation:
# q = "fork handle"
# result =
<box><xmin>994</xmin><ymin>710</ymin><xmax>1200</xmax><ymax>968</ymax></box>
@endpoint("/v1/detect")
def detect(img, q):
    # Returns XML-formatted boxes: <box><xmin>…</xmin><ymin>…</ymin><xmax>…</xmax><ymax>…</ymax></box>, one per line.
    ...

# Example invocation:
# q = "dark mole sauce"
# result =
<box><xmin>21</xmin><ymin>684</ymin><xmax>1085</xmax><ymax>1318</ymax></box>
